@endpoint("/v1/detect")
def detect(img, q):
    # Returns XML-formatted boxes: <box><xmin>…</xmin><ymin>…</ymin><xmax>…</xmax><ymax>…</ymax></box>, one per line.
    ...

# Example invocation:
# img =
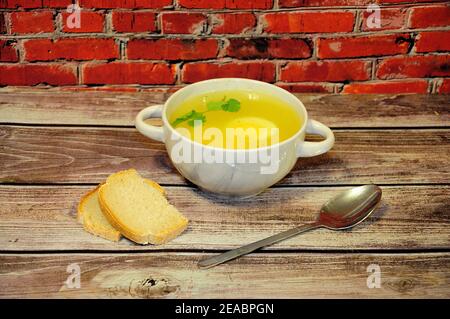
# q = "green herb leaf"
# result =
<box><xmin>187</xmin><ymin>111</ymin><xmax>206</xmax><ymax>127</ymax></box>
<box><xmin>206</xmin><ymin>100</ymin><xmax>224</xmax><ymax>111</ymax></box>
<box><xmin>222</xmin><ymin>98</ymin><xmax>241</xmax><ymax>112</ymax></box>
<box><xmin>171</xmin><ymin>97</ymin><xmax>241</xmax><ymax>127</ymax></box>
<box><xmin>171</xmin><ymin>110</ymin><xmax>196</xmax><ymax>127</ymax></box>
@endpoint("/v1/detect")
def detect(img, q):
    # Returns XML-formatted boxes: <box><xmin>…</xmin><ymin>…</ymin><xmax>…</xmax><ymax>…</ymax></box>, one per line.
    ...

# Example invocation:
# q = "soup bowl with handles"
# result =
<box><xmin>135</xmin><ymin>78</ymin><xmax>334</xmax><ymax>198</ymax></box>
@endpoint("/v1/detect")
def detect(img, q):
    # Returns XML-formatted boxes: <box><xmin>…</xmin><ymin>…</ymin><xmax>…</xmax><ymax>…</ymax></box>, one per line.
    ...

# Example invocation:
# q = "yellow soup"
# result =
<box><xmin>169</xmin><ymin>90</ymin><xmax>303</xmax><ymax>149</ymax></box>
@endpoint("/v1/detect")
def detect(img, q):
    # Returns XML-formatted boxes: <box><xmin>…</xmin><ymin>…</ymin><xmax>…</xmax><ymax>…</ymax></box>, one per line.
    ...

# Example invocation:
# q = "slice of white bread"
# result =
<box><xmin>78</xmin><ymin>179</ymin><xmax>166</xmax><ymax>242</ymax></box>
<box><xmin>98</xmin><ymin>169</ymin><xmax>189</xmax><ymax>245</ymax></box>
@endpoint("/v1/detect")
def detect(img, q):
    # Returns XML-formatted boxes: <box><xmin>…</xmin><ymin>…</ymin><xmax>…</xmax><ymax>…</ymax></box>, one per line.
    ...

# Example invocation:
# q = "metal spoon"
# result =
<box><xmin>198</xmin><ymin>184</ymin><xmax>382</xmax><ymax>269</ymax></box>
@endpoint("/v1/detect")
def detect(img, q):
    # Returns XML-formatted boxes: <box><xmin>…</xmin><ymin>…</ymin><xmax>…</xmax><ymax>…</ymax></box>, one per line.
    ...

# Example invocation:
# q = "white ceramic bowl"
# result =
<box><xmin>136</xmin><ymin>78</ymin><xmax>334</xmax><ymax>197</ymax></box>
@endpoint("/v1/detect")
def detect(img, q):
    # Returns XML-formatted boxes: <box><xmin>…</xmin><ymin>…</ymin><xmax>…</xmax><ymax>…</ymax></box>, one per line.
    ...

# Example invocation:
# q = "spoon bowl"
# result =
<box><xmin>318</xmin><ymin>185</ymin><xmax>382</xmax><ymax>230</ymax></box>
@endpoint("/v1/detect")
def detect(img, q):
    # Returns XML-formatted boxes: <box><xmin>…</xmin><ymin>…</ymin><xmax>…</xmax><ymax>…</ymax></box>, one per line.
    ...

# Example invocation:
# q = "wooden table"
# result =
<box><xmin>0</xmin><ymin>90</ymin><xmax>449</xmax><ymax>298</ymax></box>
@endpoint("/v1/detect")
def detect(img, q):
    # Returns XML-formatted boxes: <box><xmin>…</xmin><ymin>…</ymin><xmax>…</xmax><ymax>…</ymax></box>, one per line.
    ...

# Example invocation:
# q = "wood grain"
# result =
<box><xmin>0</xmin><ymin>185</ymin><xmax>448</xmax><ymax>251</ymax></box>
<box><xmin>1</xmin><ymin>125</ymin><xmax>449</xmax><ymax>185</ymax></box>
<box><xmin>1</xmin><ymin>91</ymin><xmax>448</xmax><ymax>127</ymax></box>
<box><xmin>0</xmin><ymin>252</ymin><xmax>448</xmax><ymax>298</ymax></box>
<box><xmin>1</xmin><ymin>90</ymin><xmax>448</xmax><ymax>299</ymax></box>
<box><xmin>0</xmin><ymin>90</ymin><xmax>170</xmax><ymax>126</ymax></box>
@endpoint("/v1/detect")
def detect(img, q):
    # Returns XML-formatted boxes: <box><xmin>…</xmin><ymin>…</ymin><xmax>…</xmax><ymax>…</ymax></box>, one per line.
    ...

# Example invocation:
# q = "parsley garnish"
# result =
<box><xmin>171</xmin><ymin>97</ymin><xmax>241</xmax><ymax>127</ymax></box>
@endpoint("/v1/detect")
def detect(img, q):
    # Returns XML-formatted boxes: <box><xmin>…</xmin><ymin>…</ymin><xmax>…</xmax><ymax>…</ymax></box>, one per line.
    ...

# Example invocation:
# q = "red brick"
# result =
<box><xmin>342</xmin><ymin>80</ymin><xmax>429</xmax><ymax>94</ymax></box>
<box><xmin>377</xmin><ymin>55</ymin><xmax>450</xmax><ymax>79</ymax></box>
<box><xmin>380</xmin><ymin>0</ymin><xmax>445</xmax><ymax>3</ymax></box>
<box><xmin>279</xmin><ymin>0</ymin><xmax>372</xmax><ymax>7</ymax></box>
<box><xmin>0</xmin><ymin>40</ymin><xmax>18</xmax><ymax>62</ymax></box>
<box><xmin>161</xmin><ymin>12</ymin><xmax>206</xmax><ymax>34</ymax></box>
<box><xmin>61</xmin><ymin>86</ymin><xmax>140</xmax><ymax>92</ymax></box>
<box><xmin>78</xmin><ymin>0</ymin><xmax>172</xmax><ymax>8</ymax></box>
<box><xmin>182</xmin><ymin>62</ymin><xmax>276</xmax><ymax>83</ymax></box>
<box><xmin>47</xmin><ymin>0</ymin><xmax>73</xmax><ymax>7</ymax></box>
<box><xmin>437</xmin><ymin>78</ymin><xmax>450</xmax><ymax>93</ymax></box>
<box><xmin>211</xmin><ymin>13</ymin><xmax>256</xmax><ymax>34</ymax></box>
<box><xmin>10</xmin><ymin>11</ymin><xmax>54</xmax><ymax>34</ymax></box>
<box><xmin>318</xmin><ymin>34</ymin><xmax>411</xmax><ymax>59</ymax></box>
<box><xmin>127</xmin><ymin>38</ymin><xmax>218</xmax><ymax>60</ymax></box>
<box><xmin>0</xmin><ymin>0</ymin><xmax>72</xmax><ymax>8</ymax></box>
<box><xmin>0</xmin><ymin>64</ymin><xmax>77</xmax><ymax>86</ymax></box>
<box><xmin>178</xmin><ymin>0</ymin><xmax>273</xmax><ymax>9</ymax></box>
<box><xmin>226</xmin><ymin>38</ymin><xmax>311</xmax><ymax>59</ymax></box>
<box><xmin>361</xmin><ymin>8</ymin><xmax>407</xmax><ymax>31</ymax></box>
<box><xmin>2</xmin><ymin>0</ymin><xmax>170</xmax><ymax>8</ymax></box>
<box><xmin>283</xmin><ymin>0</ymin><xmax>442</xmax><ymax>7</ymax></box>
<box><xmin>415</xmin><ymin>31</ymin><xmax>450</xmax><ymax>53</ymax></box>
<box><xmin>112</xmin><ymin>11</ymin><xmax>156</xmax><ymax>33</ymax></box>
<box><xmin>0</xmin><ymin>13</ymin><xmax>6</xmax><ymax>34</ymax></box>
<box><xmin>61</xmin><ymin>11</ymin><xmax>104</xmax><ymax>33</ymax></box>
<box><xmin>277</xmin><ymin>83</ymin><xmax>335</xmax><ymax>93</ymax></box>
<box><xmin>24</xmin><ymin>38</ymin><xmax>119</xmax><ymax>62</ymax></box>
<box><xmin>0</xmin><ymin>0</ymin><xmax>41</xmax><ymax>8</ymax></box>
<box><xmin>281</xmin><ymin>60</ymin><xmax>371</xmax><ymax>82</ymax></box>
<box><xmin>409</xmin><ymin>5</ymin><xmax>450</xmax><ymax>29</ymax></box>
<box><xmin>83</xmin><ymin>62</ymin><xmax>176</xmax><ymax>85</ymax></box>
<box><xmin>263</xmin><ymin>11</ymin><xmax>355</xmax><ymax>34</ymax></box>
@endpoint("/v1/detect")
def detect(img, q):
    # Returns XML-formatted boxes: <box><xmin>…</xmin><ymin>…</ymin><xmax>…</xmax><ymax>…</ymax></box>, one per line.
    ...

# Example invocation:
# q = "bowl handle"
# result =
<box><xmin>297</xmin><ymin>119</ymin><xmax>335</xmax><ymax>157</ymax></box>
<box><xmin>135</xmin><ymin>105</ymin><xmax>164</xmax><ymax>142</ymax></box>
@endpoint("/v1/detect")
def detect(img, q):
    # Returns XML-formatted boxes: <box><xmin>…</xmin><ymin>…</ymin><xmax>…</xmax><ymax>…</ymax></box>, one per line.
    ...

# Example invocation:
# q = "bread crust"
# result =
<box><xmin>77</xmin><ymin>184</ymin><xmax>101</xmax><ymax>223</ymax></box>
<box><xmin>144</xmin><ymin>179</ymin><xmax>166</xmax><ymax>196</ymax></box>
<box><xmin>78</xmin><ymin>177</ymin><xmax>168</xmax><ymax>243</ymax></box>
<box><xmin>98</xmin><ymin>170</ymin><xmax>188</xmax><ymax>245</ymax></box>
<box><xmin>77</xmin><ymin>184</ymin><xmax>121</xmax><ymax>242</ymax></box>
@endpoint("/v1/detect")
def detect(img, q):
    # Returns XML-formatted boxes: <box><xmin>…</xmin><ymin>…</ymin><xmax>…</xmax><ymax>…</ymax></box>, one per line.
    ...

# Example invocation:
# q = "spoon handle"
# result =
<box><xmin>198</xmin><ymin>222</ymin><xmax>321</xmax><ymax>269</ymax></box>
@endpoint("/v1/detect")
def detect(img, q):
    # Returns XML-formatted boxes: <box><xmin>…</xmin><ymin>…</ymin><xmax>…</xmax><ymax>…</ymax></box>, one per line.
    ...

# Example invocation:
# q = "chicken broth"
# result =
<box><xmin>169</xmin><ymin>90</ymin><xmax>303</xmax><ymax>149</ymax></box>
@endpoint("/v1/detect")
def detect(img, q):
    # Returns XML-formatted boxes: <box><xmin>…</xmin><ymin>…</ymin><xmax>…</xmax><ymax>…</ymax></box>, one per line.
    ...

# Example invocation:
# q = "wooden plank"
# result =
<box><xmin>1</xmin><ymin>125</ymin><xmax>449</xmax><ymax>185</ymax></box>
<box><xmin>0</xmin><ymin>252</ymin><xmax>448</xmax><ymax>298</ymax></box>
<box><xmin>0</xmin><ymin>90</ymin><xmax>170</xmax><ymax>126</ymax></box>
<box><xmin>0</xmin><ymin>185</ymin><xmax>448</xmax><ymax>251</ymax></box>
<box><xmin>1</xmin><ymin>91</ymin><xmax>448</xmax><ymax>127</ymax></box>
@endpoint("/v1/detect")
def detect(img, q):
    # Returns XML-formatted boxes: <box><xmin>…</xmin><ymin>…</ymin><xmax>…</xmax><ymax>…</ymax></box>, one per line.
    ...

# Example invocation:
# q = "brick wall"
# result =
<box><xmin>0</xmin><ymin>0</ymin><xmax>449</xmax><ymax>93</ymax></box>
